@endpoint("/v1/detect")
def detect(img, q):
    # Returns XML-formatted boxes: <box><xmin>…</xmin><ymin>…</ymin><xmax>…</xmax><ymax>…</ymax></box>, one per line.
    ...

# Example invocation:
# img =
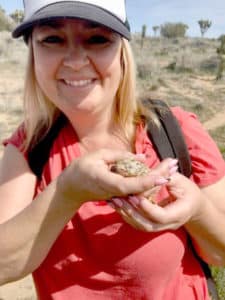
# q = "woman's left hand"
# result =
<box><xmin>109</xmin><ymin>172</ymin><xmax>205</xmax><ymax>232</ymax></box>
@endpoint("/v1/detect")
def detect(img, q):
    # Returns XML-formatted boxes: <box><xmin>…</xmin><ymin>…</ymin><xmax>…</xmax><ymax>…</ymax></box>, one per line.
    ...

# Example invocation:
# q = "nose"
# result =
<box><xmin>63</xmin><ymin>43</ymin><xmax>90</xmax><ymax>70</ymax></box>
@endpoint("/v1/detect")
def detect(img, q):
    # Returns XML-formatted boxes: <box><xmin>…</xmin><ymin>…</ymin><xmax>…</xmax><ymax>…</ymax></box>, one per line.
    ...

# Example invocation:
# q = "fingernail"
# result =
<box><xmin>169</xmin><ymin>166</ymin><xmax>178</xmax><ymax>175</ymax></box>
<box><xmin>129</xmin><ymin>196</ymin><xmax>140</xmax><ymax>205</ymax></box>
<box><xmin>111</xmin><ymin>198</ymin><xmax>123</xmax><ymax>208</ymax></box>
<box><xmin>169</xmin><ymin>159</ymin><xmax>178</xmax><ymax>168</ymax></box>
<box><xmin>154</xmin><ymin>177</ymin><xmax>169</xmax><ymax>186</ymax></box>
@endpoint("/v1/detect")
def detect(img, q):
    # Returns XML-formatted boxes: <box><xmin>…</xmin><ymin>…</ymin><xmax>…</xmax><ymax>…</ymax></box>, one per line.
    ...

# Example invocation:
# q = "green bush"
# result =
<box><xmin>160</xmin><ymin>22</ymin><xmax>189</xmax><ymax>38</ymax></box>
<box><xmin>211</xmin><ymin>266</ymin><xmax>225</xmax><ymax>300</ymax></box>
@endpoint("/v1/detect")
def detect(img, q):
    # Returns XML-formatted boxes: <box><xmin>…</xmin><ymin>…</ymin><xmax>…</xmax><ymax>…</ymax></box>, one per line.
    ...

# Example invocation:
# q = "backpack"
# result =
<box><xmin>27</xmin><ymin>99</ymin><xmax>212</xmax><ymax>281</ymax></box>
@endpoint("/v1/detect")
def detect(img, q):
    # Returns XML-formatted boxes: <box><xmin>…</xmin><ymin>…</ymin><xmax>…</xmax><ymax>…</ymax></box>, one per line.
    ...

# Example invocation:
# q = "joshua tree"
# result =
<box><xmin>152</xmin><ymin>25</ymin><xmax>160</xmax><ymax>37</ymax></box>
<box><xmin>198</xmin><ymin>19</ymin><xmax>212</xmax><ymax>37</ymax></box>
<box><xmin>141</xmin><ymin>24</ymin><xmax>147</xmax><ymax>48</ymax></box>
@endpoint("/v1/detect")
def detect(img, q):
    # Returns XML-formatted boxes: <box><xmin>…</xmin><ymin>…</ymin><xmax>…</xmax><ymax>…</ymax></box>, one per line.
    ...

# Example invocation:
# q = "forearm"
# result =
<box><xmin>0</xmin><ymin>177</ymin><xmax>80</xmax><ymax>285</ymax></box>
<box><xmin>185</xmin><ymin>197</ymin><xmax>225</xmax><ymax>266</ymax></box>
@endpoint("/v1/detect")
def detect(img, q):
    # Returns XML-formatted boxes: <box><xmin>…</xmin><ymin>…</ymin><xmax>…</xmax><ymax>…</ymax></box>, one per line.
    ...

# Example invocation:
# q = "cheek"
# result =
<box><xmin>106</xmin><ymin>58</ymin><xmax>122</xmax><ymax>94</ymax></box>
<box><xmin>33</xmin><ymin>49</ymin><xmax>59</xmax><ymax>90</ymax></box>
<box><xmin>96</xmin><ymin>50</ymin><xmax>122</xmax><ymax>88</ymax></box>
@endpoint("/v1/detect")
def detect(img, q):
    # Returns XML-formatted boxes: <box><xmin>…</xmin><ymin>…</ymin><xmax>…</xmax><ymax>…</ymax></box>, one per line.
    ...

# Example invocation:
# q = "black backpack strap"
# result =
<box><xmin>27</xmin><ymin>114</ymin><xmax>67</xmax><ymax>179</ymax></box>
<box><xmin>145</xmin><ymin>99</ymin><xmax>213</xmax><ymax>279</ymax></box>
<box><xmin>145</xmin><ymin>99</ymin><xmax>192</xmax><ymax>177</ymax></box>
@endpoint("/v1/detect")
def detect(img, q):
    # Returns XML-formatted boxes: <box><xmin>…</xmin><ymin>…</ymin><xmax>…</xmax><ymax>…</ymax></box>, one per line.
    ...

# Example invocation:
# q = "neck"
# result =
<box><xmin>69</xmin><ymin>110</ymin><xmax>114</xmax><ymax>138</ymax></box>
<box><xmin>67</xmin><ymin>111</ymin><xmax>135</xmax><ymax>154</ymax></box>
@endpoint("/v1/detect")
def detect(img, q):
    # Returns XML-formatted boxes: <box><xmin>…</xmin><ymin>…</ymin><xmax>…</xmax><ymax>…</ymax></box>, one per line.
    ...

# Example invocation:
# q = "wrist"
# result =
<box><xmin>56</xmin><ymin>166</ymin><xmax>84</xmax><ymax>211</ymax></box>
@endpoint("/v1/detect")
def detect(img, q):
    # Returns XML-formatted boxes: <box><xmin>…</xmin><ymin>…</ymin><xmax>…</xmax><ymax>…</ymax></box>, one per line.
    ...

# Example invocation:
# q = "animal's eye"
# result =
<box><xmin>87</xmin><ymin>35</ymin><xmax>110</xmax><ymax>45</ymax></box>
<box><xmin>42</xmin><ymin>35</ymin><xmax>64</xmax><ymax>44</ymax></box>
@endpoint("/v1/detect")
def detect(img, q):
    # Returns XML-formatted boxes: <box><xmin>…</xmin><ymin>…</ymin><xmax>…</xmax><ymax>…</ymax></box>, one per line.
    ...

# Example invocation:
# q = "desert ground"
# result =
<box><xmin>0</xmin><ymin>32</ymin><xmax>224</xmax><ymax>299</ymax></box>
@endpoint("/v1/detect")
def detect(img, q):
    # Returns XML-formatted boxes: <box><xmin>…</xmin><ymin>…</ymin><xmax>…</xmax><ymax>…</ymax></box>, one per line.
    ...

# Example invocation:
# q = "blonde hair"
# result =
<box><xmin>22</xmin><ymin>37</ymin><xmax>153</xmax><ymax>151</ymax></box>
<box><xmin>23</xmin><ymin>40</ymin><xmax>60</xmax><ymax>150</ymax></box>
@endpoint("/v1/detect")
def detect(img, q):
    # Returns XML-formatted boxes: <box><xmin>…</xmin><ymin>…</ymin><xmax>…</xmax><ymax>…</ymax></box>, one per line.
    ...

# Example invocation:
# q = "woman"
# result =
<box><xmin>0</xmin><ymin>0</ymin><xmax>225</xmax><ymax>299</ymax></box>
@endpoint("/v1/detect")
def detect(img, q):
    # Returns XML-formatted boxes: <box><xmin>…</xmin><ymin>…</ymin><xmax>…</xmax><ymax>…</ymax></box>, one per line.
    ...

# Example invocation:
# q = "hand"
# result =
<box><xmin>57</xmin><ymin>149</ymin><xmax>174</xmax><ymax>209</ymax></box>
<box><xmin>109</xmin><ymin>172</ymin><xmax>205</xmax><ymax>232</ymax></box>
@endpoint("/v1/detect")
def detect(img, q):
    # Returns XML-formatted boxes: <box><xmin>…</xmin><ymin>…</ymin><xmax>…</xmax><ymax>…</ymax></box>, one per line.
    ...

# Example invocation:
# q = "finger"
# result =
<box><xmin>119</xmin><ymin>200</ymin><xmax>161</xmax><ymax>231</ymax></box>
<box><xmin>108</xmin><ymin>199</ymin><xmax>144</xmax><ymax>229</ymax></box>
<box><xmin>108</xmin><ymin>199</ymin><xmax>181</xmax><ymax>231</ymax></box>
<box><xmin>166</xmin><ymin>172</ymin><xmax>192</xmax><ymax>197</ymax></box>
<box><xmin>93</xmin><ymin>157</ymin><xmax>177</xmax><ymax>198</ymax></box>
<box><xmin>102</xmin><ymin>173</ymin><xmax>163</xmax><ymax>197</ymax></box>
<box><xmin>147</xmin><ymin>158</ymin><xmax>178</xmax><ymax>178</ymax></box>
<box><xmin>139</xmin><ymin>186</ymin><xmax>160</xmax><ymax>201</ymax></box>
<box><xmin>122</xmin><ymin>201</ymin><xmax>182</xmax><ymax>231</ymax></box>
<box><xmin>139</xmin><ymin>196</ymin><xmax>191</xmax><ymax>225</ymax></box>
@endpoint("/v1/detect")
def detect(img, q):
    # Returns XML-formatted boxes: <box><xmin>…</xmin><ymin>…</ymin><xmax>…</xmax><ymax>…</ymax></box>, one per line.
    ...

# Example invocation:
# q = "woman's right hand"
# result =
<box><xmin>57</xmin><ymin>149</ymin><xmax>174</xmax><ymax>209</ymax></box>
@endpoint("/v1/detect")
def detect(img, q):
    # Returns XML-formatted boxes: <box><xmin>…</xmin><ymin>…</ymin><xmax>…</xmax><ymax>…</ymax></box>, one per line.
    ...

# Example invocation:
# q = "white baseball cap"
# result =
<box><xmin>12</xmin><ymin>0</ymin><xmax>131</xmax><ymax>40</ymax></box>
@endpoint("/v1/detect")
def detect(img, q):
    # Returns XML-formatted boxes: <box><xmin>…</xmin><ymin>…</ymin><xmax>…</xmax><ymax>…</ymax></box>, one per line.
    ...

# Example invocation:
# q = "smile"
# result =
<box><xmin>64</xmin><ymin>79</ymin><xmax>94</xmax><ymax>87</ymax></box>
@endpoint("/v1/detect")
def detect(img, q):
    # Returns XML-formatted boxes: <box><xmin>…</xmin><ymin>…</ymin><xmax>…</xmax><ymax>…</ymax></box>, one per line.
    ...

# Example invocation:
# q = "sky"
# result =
<box><xmin>0</xmin><ymin>0</ymin><xmax>225</xmax><ymax>38</ymax></box>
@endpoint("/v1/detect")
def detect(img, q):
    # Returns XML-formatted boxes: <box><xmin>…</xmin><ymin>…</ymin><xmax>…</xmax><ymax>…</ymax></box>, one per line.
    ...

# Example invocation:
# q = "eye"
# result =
<box><xmin>41</xmin><ymin>35</ymin><xmax>64</xmax><ymax>44</ymax></box>
<box><xmin>86</xmin><ymin>35</ymin><xmax>110</xmax><ymax>45</ymax></box>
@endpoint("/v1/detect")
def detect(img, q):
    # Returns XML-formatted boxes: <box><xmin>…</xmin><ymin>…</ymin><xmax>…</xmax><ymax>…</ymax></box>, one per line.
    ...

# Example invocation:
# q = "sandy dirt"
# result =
<box><xmin>0</xmin><ymin>276</ymin><xmax>36</xmax><ymax>300</ymax></box>
<box><xmin>204</xmin><ymin>109</ymin><xmax>225</xmax><ymax>130</ymax></box>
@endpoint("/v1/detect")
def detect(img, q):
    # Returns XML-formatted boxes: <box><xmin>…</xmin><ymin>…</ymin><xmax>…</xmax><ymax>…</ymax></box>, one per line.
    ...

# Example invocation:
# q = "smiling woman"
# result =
<box><xmin>0</xmin><ymin>1</ymin><xmax>225</xmax><ymax>300</ymax></box>
<box><xmin>31</xmin><ymin>19</ymin><xmax>122</xmax><ymax>128</ymax></box>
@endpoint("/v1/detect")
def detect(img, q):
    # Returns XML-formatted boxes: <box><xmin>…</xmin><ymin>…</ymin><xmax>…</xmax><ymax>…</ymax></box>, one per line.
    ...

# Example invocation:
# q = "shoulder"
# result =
<box><xmin>171</xmin><ymin>106</ymin><xmax>197</xmax><ymax>125</ymax></box>
<box><xmin>2</xmin><ymin>123</ymin><xmax>27</xmax><ymax>157</ymax></box>
<box><xmin>0</xmin><ymin>144</ymin><xmax>36</xmax><ymax>221</ymax></box>
<box><xmin>171</xmin><ymin>107</ymin><xmax>225</xmax><ymax>187</ymax></box>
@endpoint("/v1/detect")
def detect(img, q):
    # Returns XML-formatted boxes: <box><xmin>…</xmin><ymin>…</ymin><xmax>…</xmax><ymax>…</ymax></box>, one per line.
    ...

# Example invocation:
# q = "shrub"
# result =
<box><xmin>0</xmin><ymin>6</ymin><xmax>14</xmax><ymax>31</ymax></box>
<box><xmin>137</xmin><ymin>63</ymin><xmax>152</xmax><ymax>79</ymax></box>
<box><xmin>211</xmin><ymin>266</ymin><xmax>225</xmax><ymax>300</ymax></box>
<box><xmin>200</xmin><ymin>56</ymin><xmax>219</xmax><ymax>73</ymax></box>
<box><xmin>160</xmin><ymin>22</ymin><xmax>188</xmax><ymax>38</ymax></box>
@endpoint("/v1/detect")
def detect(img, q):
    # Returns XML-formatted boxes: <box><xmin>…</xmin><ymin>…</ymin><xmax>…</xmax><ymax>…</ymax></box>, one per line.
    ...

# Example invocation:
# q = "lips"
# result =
<box><xmin>63</xmin><ymin>79</ymin><xmax>95</xmax><ymax>87</ymax></box>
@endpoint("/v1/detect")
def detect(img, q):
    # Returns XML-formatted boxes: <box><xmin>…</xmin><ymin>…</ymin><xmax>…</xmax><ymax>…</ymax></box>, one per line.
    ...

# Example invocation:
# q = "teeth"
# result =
<box><xmin>64</xmin><ymin>79</ymin><xmax>92</xmax><ymax>87</ymax></box>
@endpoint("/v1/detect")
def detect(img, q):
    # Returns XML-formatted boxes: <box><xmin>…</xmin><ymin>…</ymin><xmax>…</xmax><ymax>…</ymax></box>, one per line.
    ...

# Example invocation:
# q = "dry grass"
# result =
<box><xmin>133</xmin><ymin>36</ymin><xmax>225</xmax><ymax>121</ymax></box>
<box><xmin>0</xmin><ymin>32</ymin><xmax>26</xmax><ymax>155</ymax></box>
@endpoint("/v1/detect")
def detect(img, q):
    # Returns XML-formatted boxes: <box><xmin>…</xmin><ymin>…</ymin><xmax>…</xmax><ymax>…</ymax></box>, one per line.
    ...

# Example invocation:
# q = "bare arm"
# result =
<box><xmin>0</xmin><ymin>145</ymin><xmax>78</xmax><ymax>284</ymax></box>
<box><xmin>0</xmin><ymin>145</ymin><xmax>36</xmax><ymax>223</ymax></box>
<box><xmin>185</xmin><ymin>176</ymin><xmax>225</xmax><ymax>266</ymax></box>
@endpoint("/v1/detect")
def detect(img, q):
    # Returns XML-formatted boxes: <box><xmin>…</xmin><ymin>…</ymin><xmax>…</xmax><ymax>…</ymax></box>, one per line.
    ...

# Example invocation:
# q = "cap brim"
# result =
<box><xmin>12</xmin><ymin>1</ymin><xmax>131</xmax><ymax>40</ymax></box>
